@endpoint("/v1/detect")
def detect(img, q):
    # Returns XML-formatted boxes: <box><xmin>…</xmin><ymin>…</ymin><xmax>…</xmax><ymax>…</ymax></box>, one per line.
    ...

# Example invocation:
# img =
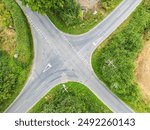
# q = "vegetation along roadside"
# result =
<box><xmin>0</xmin><ymin>0</ymin><xmax>33</xmax><ymax>112</ymax></box>
<box><xmin>30</xmin><ymin>82</ymin><xmax>112</xmax><ymax>113</ymax></box>
<box><xmin>92</xmin><ymin>0</ymin><xmax>150</xmax><ymax>112</ymax></box>
<box><xmin>20</xmin><ymin>0</ymin><xmax>122</xmax><ymax>34</ymax></box>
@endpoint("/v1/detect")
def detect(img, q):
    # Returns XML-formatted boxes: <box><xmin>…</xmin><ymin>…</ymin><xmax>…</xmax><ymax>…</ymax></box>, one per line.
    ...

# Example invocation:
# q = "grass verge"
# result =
<box><xmin>0</xmin><ymin>0</ymin><xmax>33</xmax><ymax>112</ymax></box>
<box><xmin>47</xmin><ymin>0</ymin><xmax>122</xmax><ymax>34</ymax></box>
<box><xmin>92</xmin><ymin>0</ymin><xmax>150</xmax><ymax>112</ymax></box>
<box><xmin>29</xmin><ymin>82</ymin><xmax>111</xmax><ymax>113</ymax></box>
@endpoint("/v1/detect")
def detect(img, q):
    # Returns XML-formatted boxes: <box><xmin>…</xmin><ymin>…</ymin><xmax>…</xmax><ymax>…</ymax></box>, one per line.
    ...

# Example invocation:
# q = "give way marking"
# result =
<box><xmin>43</xmin><ymin>63</ymin><xmax>52</xmax><ymax>73</ymax></box>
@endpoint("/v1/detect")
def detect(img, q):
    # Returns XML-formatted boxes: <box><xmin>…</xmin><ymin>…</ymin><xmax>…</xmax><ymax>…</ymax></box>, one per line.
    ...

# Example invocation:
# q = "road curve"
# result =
<box><xmin>5</xmin><ymin>0</ymin><xmax>142</xmax><ymax>113</ymax></box>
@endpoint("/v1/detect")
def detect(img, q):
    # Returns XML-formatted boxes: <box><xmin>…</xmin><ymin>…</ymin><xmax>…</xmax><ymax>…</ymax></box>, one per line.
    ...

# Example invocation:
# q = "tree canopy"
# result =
<box><xmin>21</xmin><ymin>0</ymin><xmax>81</xmax><ymax>26</ymax></box>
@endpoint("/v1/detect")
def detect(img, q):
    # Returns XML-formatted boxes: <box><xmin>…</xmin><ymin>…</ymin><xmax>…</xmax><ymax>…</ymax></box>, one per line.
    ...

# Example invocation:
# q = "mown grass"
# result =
<box><xmin>47</xmin><ymin>0</ymin><xmax>122</xmax><ymax>34</ymax></box>
<box><xmin>30</xmin><ymin>82</ymin><xmax>111</xmax><ymax>113</ymax></box>
<box><xmin>92</xmin><ymin>0</ymin><xmax>150</xmax><ymax>112</ymax></box>
<box><xmin>0</xmin><ymin>0</ymin><xmax>33</xmax><ymax>112</ymax></box>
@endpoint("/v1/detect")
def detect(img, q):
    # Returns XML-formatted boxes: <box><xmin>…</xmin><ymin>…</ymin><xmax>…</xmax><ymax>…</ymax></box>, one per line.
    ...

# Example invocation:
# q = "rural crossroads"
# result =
<box><xmin>6</xmin><ymin>0</ymin><xmax>142</xmax><ymax>113</ymax></box>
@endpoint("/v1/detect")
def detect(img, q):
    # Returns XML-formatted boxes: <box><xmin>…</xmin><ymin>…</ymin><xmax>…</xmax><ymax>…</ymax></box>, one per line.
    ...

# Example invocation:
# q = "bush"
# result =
<box><xmin>4</xmin><ymin>0</ymin><xmax>33</xmax><ymax>66</ymax></box>
<box><xmin>30</xmin><ymin>82</ymin><xmax>112</xmax><ymax>113</ymax></box>
<box><xmin>21</xmin><ymin>0</ymin><xmax>81</xmax><ymax>26</ymax></box>
<box><xmin>0</xmin><ymin>0</ymin><xmax>33</xmax><ymax>112</ymax></box>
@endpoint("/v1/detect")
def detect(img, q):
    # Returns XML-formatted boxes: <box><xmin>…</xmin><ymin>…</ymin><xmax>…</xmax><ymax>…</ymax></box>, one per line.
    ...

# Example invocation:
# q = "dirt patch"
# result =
<box><xmin>136</xmin><ymin>40</ymin><xmax>150</xmax><ymax>98</ymax></box>
<box><xmin>77</xmin><ymin>0</ymin><xmax>98</xmax><ymax>10</ymax></box>
<box><xmin>0</xmin><ymin>28</ymin><xmax>16</xmax><ymax>55</ymax></box>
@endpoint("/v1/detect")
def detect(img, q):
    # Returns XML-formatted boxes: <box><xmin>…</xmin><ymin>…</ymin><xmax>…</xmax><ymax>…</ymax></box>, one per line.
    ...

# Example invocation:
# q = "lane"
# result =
<box><xmin>5</xmin><ymin>26</ymin><xmax>79</xmax><ymax>112</ymax></box>
<box><xmin>84</xmin><ymin>73</ymin><xmax>134</xmax><ymax>113</ymax></box>
<box><xmin>6</xmin><ymin>0</ymin><xmax>141</xmax><ymax>113</ymax></box>
<box><xmin>64</xmin><ymin>0</ymin><xmax>142</xmax><ymax>55</ymax></box>
<box><xmin>80</xmin><ymin>0</ymin><xmax>142</xmax><ymax>62</ymax></box>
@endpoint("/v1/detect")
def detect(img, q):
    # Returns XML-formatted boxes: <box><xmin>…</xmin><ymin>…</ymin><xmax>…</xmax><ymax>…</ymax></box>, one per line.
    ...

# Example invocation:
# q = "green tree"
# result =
<box><xmin>21</xmin><ymin>0</ymin><xmax>81</xmax><ymax>26</ymax></box>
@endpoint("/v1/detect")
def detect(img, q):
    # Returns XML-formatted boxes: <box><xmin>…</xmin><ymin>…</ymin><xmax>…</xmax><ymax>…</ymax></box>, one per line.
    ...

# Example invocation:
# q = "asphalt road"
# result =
<box><xmin>5</xmin><ymin>0</ymin><xmax>142</xmax><ymax>113</ymax></box>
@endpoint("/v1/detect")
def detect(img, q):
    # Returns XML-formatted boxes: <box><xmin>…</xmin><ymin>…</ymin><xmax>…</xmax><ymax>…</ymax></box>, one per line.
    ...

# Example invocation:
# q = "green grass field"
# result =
<box><xmin>92</xmin><ymin>0</ymin><xmax>150</xmax><ymax>112</ymax></box>
<box><xmin>0</xmin><ymin>0</ymin><xmax>33</xmax><ymax>112</ymax></box>
<box><xmin>47</xmin><ymin>0</ymin><xmax>122</xmax><ymax>34</ymax></box>
<box><xmin>30</xmin><ymin>82</ymin><xmax>111</xmax><ymax>113</ymax></box>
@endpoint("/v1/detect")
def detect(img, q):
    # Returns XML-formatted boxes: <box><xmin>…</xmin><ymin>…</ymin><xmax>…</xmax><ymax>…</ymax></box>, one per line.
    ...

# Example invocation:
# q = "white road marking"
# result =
<box><xmin>43</xmin><ymin>63</ymin><xmax>52</xmax><ymax>73</ymax></box>
<box><xmin>92</xmin><ymin>42</ymin><xmax>97</xmax><ymax>46</ymax></box>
